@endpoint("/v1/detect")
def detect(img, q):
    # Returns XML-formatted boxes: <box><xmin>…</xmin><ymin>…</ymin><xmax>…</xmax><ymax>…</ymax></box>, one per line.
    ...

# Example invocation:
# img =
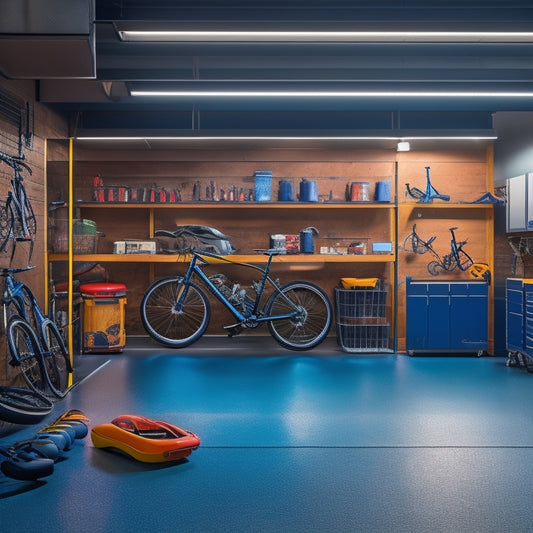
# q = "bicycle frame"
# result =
<box><xmin>0</xmin><ymin>151</ymin><xmax>36</xmax><ymax>262</ymax></box>
<box><xmin>178</xmin><ymin>250</ymin><xmax>301</xmax><ymax>325</ymax></box>
<box><xmin>446</xmin><ymin>227</ymin><xmax>473</xmax><ymax>272</ymax></box>
<box><xmin>1</xmin><ymin>267</ymin><xmax>71</xmax><ymax>365</ymax></box>
<box><xmin>403</xmin><ymin>225</ymin><xmax>473</xmax><ymax>276</ymax></box>
<box><xmin>8</xmin><ymin>171</ymin><xmax>33</xmax><ymax>240</ymax></box>
<box><xmin>2</xmin><ymin>266</ymin><xmax>35</xmax><ymax>329</ymax></box>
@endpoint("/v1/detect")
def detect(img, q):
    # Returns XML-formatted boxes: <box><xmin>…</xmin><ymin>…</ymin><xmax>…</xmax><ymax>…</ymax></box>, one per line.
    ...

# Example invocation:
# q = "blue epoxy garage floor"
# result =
<box><xmin>1</xmin><ymin>336</ymin><xmax>533</xmax><ymax>533</ymax></box>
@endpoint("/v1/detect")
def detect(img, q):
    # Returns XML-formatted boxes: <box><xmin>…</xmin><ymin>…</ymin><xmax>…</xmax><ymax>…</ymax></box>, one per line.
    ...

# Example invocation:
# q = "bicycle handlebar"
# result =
<box><xmin>0</xmin><ymin>266</ymin><xmax>36</xmax><ymax>276</ymax></box>
<box><xmin>0</xmin><ymin>150</ymin><xmax>32</xmax><ymax>175</ymax></box>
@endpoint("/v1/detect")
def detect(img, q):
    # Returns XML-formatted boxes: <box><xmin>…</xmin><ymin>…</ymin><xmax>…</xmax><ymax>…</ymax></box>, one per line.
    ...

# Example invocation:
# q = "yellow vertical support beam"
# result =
<box><xmin>149</xmin><ymin>207</ymin><xmax>155</xmax><ymax>281</ymax></box>
<box><xmin>43</xmin><ymin>141</ymin><xmax>49</xmax><ymax>307</ymax></box>
<box><xmin>67</xmin><ymin>138</ymin><xmax>74</xmax><ymax>375</ymax></box>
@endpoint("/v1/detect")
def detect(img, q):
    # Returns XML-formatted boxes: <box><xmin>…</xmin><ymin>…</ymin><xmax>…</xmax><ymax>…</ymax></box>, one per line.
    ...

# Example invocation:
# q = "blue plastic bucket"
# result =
<box><xmin>375</xmin><ymin>181</ymin><xmax>391</xmax><ymax>202</ymax></box>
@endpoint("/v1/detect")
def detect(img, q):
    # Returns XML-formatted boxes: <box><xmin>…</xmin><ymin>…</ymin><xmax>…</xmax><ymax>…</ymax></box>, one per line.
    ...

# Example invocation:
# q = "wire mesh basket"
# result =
<box><xmin>72</xmin><ymin>234</ymin><xmax>99</xmax><ymax>254</ymax></box>
<box><xmin>335</xmin><ymin>286</ymin><xmax>392</xmax><ymax>353</ymax></box>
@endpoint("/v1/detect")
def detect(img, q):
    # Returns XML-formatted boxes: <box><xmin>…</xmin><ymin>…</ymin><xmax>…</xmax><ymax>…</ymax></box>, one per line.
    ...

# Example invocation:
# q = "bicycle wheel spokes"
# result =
<box><xmin>267</xmin><ymin>281</ymin><xmax>332</xmax><ymax>350</ymax></box>
<box><xmin>427</xmin><ymin>261</ymin><xmax>441</xmax><ymax>276</ymax></box>
<box><xmin>7</xmin><ymin>318</ymin><xmax>48</xmax><ymax>397</ymax></box>
<box><xmin>42</xmin><ymin>321</ymin><xmax>72</xmax><ymax>398</ymax></box>
<box><xmin>0</xmin><ymin>201</ymin><xmax>13</xmax><ymax>253</ymax></box>
<box><xmin>141</xmin><ymin>278</ymin><xmax>210</xmax><ymax>348</ymax></box>
<box><xmin>23</xmin><ymin>194</ymin><xmax>36</xmax><ymax>238</ymax></box>
<box><xmin>442</xmin><ymin>254</ymin><xmax>456</xmax><ymax>272</ymax></box>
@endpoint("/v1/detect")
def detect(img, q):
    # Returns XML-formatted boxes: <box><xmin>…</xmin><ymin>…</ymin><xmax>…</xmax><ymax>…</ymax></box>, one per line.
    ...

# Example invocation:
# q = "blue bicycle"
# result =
<box><xmin>141</xmin><ymin>249</ymin><xmax>332</xmax><ymax>351</ymax></box>
<box><xmin>0</xmin><ymin>151</ymin><xmax>36</xmax><ymax>263</ymax></box>
<box><xmin>2</xmin><ymin>266</ymin><xmax>72</xmax><ymax>399</ymax></box>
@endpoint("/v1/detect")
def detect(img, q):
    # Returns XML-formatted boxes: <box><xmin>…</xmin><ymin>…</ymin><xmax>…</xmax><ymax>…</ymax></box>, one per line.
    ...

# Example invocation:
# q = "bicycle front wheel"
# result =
<box><xmin>6</xmin><ymin>317</ymin><xmax>48</xmax><ymax>397</ymax></box>
<box><xmin>141</xmin><ymin>277</ymin><xmax>210</xmax><ymax>348</ymax></box>
<box><xmin>0</xmin><ymin>385</ymin><xmax>53</xmax><ymax>425</ymax></box>
<box><xmin>41</xmin><ymin>320</ymin><xmax>72</xmax><ymax>399</ymax></box>
<box><xmin>266</xmin><ymin>281</ymin><xmax>332</xmax><ymax>351</ymax></box>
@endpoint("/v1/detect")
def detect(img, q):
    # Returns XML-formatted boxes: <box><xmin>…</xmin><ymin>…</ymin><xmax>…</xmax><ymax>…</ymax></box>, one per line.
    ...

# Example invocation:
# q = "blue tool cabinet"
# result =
<box><xmin>406</xmin><ymin>276</ymin><xmax>488</xmax><ymax>355</ymax></box>
<box><xmin>506</xmin><ymin>278</ymin><xmax>533</xmax><ymax>369</ymax></box>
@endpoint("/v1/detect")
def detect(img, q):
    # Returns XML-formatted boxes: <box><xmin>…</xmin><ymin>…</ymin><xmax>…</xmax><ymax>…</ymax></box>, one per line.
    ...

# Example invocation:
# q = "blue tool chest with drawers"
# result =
<box><xmin>506</xmin><ymin>278</ymin><xmax>533</xmax><ymax>365</ymax></box>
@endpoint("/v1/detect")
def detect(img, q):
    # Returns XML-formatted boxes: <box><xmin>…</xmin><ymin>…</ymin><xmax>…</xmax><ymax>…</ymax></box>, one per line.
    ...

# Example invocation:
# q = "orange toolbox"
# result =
<box><xmin>80</xmin><ymin>282</ymin><xmax>127</xmax><ymax>353</ymax></box>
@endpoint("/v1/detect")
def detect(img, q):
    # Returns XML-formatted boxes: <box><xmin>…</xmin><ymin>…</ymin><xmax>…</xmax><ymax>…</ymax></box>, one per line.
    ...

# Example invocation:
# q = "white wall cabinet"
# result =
<box><xmin>507</xmin><ymin>173</ymin><xmax>533</xmax><ymax>232</ymax></box>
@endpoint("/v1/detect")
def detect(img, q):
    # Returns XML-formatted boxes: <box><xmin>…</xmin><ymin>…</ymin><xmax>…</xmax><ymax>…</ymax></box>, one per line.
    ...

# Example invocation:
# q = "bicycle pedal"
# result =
<box><xmin>224</xmin><ymin>324</ymin><xmax>243</xmax><ymax>337</ymax></box>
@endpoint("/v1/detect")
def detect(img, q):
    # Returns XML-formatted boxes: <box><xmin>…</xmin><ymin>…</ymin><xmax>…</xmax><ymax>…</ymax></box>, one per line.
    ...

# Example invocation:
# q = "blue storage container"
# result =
<box><xmin>254</xmin><ymin>170</ymin><xmax>272</xmax><ymax>202</ymax></box>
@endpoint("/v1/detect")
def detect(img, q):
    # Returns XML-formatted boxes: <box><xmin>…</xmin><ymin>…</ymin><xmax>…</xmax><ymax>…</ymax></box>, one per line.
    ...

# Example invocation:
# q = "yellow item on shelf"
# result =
<box><xmin>340</xmin><ymin>277</ymin><xmax>379</xmax><ymax>289</ymax></box>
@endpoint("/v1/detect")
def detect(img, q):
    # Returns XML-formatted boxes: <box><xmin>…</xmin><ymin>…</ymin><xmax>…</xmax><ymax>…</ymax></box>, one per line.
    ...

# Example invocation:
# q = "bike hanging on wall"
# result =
<box><xmin>403</xmin><ymin>224</ymin><xmax>475</xmax><ymax>276</ymax></box>
<box><xmin>0</xmin><ymin>150</ymin><xmax>36</xmax><ymax>264</ymax></box>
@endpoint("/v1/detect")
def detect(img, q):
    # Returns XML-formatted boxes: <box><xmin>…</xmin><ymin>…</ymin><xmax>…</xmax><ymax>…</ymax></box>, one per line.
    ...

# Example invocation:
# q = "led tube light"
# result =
<box><xmin>75</xmin><ymin>136</ymin><xmax>497</xmax><ymax>141</ymax></box>
<box><xmin>130</xmin><ymin>90</ymin><xmax>533</xmax><ymax>98</ymax></box>
<box><xmin>119</xmin><ymin>30</ymin><xmax>533</xmax><ymax>43</ymax></box>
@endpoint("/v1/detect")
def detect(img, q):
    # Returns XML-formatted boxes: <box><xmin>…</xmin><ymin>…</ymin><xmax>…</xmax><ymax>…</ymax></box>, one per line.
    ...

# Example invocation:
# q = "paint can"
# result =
<box><xmin>278</xmin><ymin>180</ymin><xmax>294</xmax><ymax>201</ymax></box>
<box><xmin>299</xmin><ymin>179</ymin><xmax>318</xmax><ymax>202</ymax></box>
<box><xmin>350</xmin><ymin>182</ymin><xmax>369</xmax><ymax>202</ymax></box>
<box><xmin>299</xmin><ymin>227</ymin><xmax>319</xmax><ymax>254</ymax></box>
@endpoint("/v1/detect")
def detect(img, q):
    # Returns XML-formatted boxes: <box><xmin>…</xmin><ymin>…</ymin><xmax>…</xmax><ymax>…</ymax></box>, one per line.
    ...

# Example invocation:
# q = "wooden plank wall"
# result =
<box><xmin>49</xmin><ymin>144</ymin><xmax>495</xmax><ymax>348</ymax></box>
<box><xmin>58</xmin><ymin>147</ymin><xmax>397</xmax><ymax>337</ymax></box>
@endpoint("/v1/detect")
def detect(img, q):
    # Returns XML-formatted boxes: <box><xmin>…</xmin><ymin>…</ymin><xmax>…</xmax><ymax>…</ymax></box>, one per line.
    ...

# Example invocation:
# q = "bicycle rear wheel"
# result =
<box><xmin>41</xmin><ymin>320</ymin><xmax>72</xmax><ymax>399</ymax></box>
<box><xmin>6</xmin><ymin>317</ymin><xmax>49</xmax><ymax>398</ymax></box>
<box><xmin>22</xmin><ymin>193</ymin><xmax>37</xmax><ymax>239</ymax></box>
<box><xmin>0</xmin><ymin>385</ymin><xmax>53</xmax><ymax>424</ymax></box>
<box><xmin>266</xmin><ymin>281</ymin><xmax>332</xmax><ymax>351</ymax></box>
<box><xmin>0</xmin><ymin>200</ymin><xmax>13</xmax><ymax>253</ymax></box>
<box><xmin>141</xmin><ymin>277</ymin><xmax>210</xmax><ymax>348</ymax></box>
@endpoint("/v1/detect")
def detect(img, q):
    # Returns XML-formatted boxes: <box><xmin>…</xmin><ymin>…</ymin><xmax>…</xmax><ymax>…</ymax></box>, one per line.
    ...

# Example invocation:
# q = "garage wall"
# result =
<box><xmin>0</xmin><ymin>79</ymin><xmax>68</xmax><ymax>384</ymax></box>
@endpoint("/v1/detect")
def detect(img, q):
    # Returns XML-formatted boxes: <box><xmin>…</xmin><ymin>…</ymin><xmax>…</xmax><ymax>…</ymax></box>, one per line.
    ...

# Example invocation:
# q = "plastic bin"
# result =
<box><xmin>80</xmin><ymin>282</ymin><xmax>127</xmax><ymax>353</ymax></box>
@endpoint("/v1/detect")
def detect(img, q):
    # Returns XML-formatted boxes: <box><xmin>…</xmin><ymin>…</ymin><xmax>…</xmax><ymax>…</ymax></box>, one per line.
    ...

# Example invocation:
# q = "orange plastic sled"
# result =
<box><xmin>91</xmin><ymin>415</ymin><xmax>200</xmax><ymax>463</ymax></box>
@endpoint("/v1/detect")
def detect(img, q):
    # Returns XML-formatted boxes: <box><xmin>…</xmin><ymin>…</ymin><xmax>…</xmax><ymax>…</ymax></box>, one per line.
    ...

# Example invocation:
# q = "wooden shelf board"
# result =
<box><xmin>398</xmin><ymin>203</ymin><xmax>494</xmax><ymax>209</ymax></box>
<box><xmin>49</xmin><ymin>253</ymin><xmax>395</xmax><ymax>264</ymax></box>
<box><xmin>77</xmin><ymin>202</ymin><xmax>394</xmax><ymax>209</ymax></box>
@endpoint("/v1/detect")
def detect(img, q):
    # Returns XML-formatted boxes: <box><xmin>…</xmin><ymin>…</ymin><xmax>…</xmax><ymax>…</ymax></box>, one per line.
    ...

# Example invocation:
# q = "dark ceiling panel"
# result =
<box><xmin>13</xmin><ymin>1</ymin><xmax>531</xmax><ymax>134</ymax></box>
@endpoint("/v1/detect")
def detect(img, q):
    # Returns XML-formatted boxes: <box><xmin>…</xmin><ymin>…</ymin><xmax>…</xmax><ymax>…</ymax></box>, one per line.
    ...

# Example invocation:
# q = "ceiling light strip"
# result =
<box><xmin>130</xmin><ymin>90</ymin><xmax>533</xmax><ymax>98</ymax></box>
<box><xmin>75</xmin><ymin>136</ymin><xmax>497</xmax><ymax>141</ymax></box>
<box><xmin>119</xmin><ymin>30</ymin><xmax>533</xmax><ymax>42</ymax></box>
